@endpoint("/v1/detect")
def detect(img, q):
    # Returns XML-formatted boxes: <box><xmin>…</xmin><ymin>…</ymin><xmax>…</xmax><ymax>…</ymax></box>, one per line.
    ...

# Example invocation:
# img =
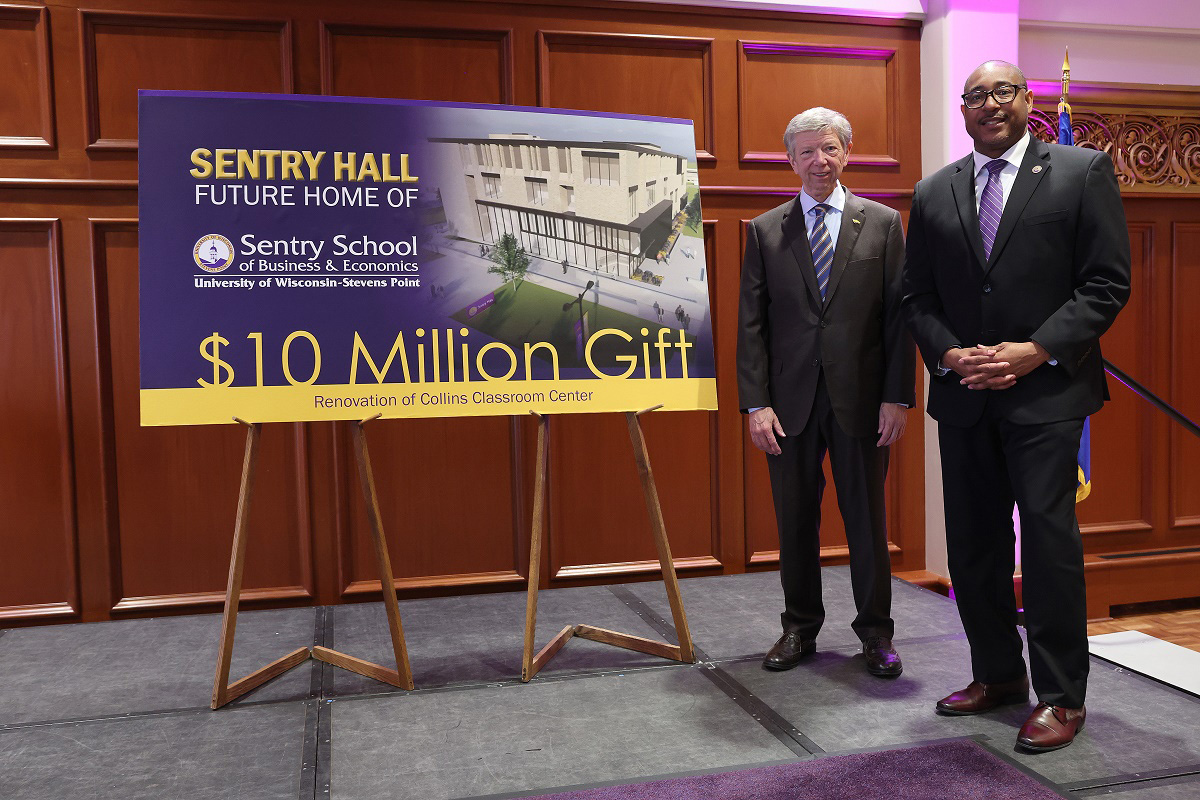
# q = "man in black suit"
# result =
<box><xmin>903</xmin><ymin>61</ymin><xmax>1130</xmax><ymax>751</ymax></box>
<box><xmin>737</xmin><ymin>107</ymin><xmax>914</xmax><ymax>677</ymax></box>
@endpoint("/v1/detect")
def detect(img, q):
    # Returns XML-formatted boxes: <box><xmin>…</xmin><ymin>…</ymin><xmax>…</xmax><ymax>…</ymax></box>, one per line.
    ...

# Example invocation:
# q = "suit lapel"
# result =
<box><xmin>822</xmin><ymin>190</ymin><xmax>865</xmax><ymax>306</ymax></box>
<box><xmin>951</xmin><ymin>153</ymin><xmax>987</xmax><ymax>270</ymax></box>
<box><xmin>782</xmin><ymin>196</ymin><xmax>822</xmax><ymax>305</ymax></box>
<box><xmin>985</xmin><ymin>137</ymin><xmax>1050</xmax><ymax>275</ymax></box>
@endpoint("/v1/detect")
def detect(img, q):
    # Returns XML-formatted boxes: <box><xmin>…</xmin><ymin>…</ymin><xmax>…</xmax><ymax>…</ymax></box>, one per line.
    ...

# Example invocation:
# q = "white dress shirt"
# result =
<box><xmin>972</xmin><ymin>130</ymin><xmax>1030</xmax><ymax>213</ymax></box>
<box><xmin>799</xmin><ymin>181</ymin><xmax>846</xmax><ymax>247</ymax></box>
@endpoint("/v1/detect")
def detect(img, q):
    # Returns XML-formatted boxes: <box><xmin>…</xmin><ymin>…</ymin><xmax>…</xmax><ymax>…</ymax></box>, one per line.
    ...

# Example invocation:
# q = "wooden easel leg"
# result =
<box><xmin>212</xmin><ymin>420</ymin><xmax>262</xmax><ymax>708</ymax></box>
<box><xmin>212</xmin><ymin>420</ymin><xmax>310</xmax><ymax>709</ymax></box>
<box><xmin>626</xmin><ymin>409</ymin><xmax>696</xmax><ymax>663</ymax></box>
<box><xmin>330</xmin><ymin>414</ymin><xmax>414</xmax><ymax>690</ymax></box>
<box><xmin>211</xmin><ymin>417</ymin><xmax>415</xmax><ymax>710</ymax></box>
<box><xmin>523</xmin><ymin>412</ymin><xmax>567</xmax><ymax>681</ymax></box>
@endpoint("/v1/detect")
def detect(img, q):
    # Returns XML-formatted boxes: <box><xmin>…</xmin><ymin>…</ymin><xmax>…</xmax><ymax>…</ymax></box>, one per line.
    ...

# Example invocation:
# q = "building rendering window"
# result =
<box><xmin>583</xmin><ymin>152</ymin><xmax>620</xmax><ymax>186</ymax></box>
<box><xmin>525</xmin><ymin>177</ymin><xmax>548</xmax><ymax>206</ymax></box>
<box><xmin>436</xmin><ymin>133</ymin><xmax>687</xmax><ymax>277</ymax></box>
<box><xmin>483</xmin><ymin>173</ymin><xmax>501</xmax><ymax>198</ymax></box>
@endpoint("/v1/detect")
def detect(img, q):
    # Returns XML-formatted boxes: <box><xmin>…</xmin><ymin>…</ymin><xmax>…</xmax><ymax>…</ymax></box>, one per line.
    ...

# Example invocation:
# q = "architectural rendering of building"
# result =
<box><xmin>433</xmin><ymin>133</ymin><xmax>690</xmax><ymax>276</ymax></box>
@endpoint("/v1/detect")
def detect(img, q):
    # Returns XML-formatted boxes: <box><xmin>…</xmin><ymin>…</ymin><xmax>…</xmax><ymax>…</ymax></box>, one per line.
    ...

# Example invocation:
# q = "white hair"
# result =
<box><xmin>783</xmin><ymin>108</ymin><xmax>852</xmax><ymax>160</ymax></box>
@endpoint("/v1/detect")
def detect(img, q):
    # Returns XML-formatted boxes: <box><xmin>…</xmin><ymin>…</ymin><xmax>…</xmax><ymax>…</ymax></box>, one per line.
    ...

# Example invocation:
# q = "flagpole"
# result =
<box><xmin>1059</xmin><ymin>48</ymin><xmax>1071</xmax><ymax>118</ymax></box>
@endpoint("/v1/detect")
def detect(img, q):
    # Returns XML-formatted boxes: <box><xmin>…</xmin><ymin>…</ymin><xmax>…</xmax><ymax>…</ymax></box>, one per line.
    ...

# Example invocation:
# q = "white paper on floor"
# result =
<box><xmin>1088</xmin><ymin>630</ymin><xmax>1200</xmax><ymax>696</ymax></box>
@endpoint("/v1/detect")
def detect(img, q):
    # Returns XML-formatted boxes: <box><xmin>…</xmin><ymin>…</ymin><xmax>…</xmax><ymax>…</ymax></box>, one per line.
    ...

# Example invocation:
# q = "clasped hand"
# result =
<box><xmin>943</xmin><ymin>341</ymin><xmax>1050</xmax><ymax>390</ymax></box>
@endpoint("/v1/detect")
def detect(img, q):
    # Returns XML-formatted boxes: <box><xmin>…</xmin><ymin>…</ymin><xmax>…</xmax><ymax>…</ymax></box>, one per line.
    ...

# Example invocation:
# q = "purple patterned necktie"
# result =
<box><xmin>809</xmin><ymin>204</ymin><xmax>834</xmax><ymax>300</ymax></box>
<box><xmin>978</xmin><ymin>159</ymin><xmax>1007</xmax><ymax>261</ymax></box>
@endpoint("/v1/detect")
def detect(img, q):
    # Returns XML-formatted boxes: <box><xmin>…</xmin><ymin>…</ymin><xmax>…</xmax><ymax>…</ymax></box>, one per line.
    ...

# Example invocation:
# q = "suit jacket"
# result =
<box><xmin>902</xmin><ymin>137</ymin><xmax>1132</xmax><ymax>427</ymax></box>
<box><xmin>737</xmin><ymin>188</ymin><xmax>915</xmax><ymax>439</ymax></box>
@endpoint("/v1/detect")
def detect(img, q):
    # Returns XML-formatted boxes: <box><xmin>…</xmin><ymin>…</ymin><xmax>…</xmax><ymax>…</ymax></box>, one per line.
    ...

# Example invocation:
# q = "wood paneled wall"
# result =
<box><xmin>0</xmin><ymin>0</ymin><xmax>925</xmax><ymax>624</ymax></box>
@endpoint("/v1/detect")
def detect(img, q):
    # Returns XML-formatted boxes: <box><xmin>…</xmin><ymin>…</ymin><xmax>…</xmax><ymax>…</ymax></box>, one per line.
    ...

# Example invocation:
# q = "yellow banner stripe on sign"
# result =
<box><xmin>140</xmin><ymin>378</ymin><xmax>719</xmax><ymax>426</ymax></box>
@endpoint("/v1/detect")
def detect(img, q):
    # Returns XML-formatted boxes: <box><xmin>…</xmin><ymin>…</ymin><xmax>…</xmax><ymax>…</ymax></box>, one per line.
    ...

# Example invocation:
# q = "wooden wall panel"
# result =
<box><xmin>0</xmin><ymin>5</ymin><xmax>54</xmax><ymax>149</ymax></box>
<box><xmin>738</xmin><ymin>43</ymin><xmax>897</xmax><ymax>166</ymax></box>
<box><xmin>0</xmin><ymin>221</ymin><xmax>78</xmax><ymax>619</ymax></box>
<box><xmin>322</xmin><ymin>25</ymin><xmax>512</xmax><ymax>103</ymax></box>
<box><xmin>1077</xmin><ymin>223</ymin><xmax>1154</xmax><ymax>536</ymax></box>
<box><xmin>548</xmin><ymin>412</ymin><xmax>720</xmax><ymax>579</ymax></box>
<box><xmin>81</xmin><ymin>11</ymin><xmax>293</xmax><ymax>149</ymax></box>
<box><xmin>94</xmin><ymin>224</ymin><xmax>313</xmax><ymax>612</ymax></box>
<box><xmin>538</xmin><ymin>32</ymin><xmax>715</xmax><ymax>161</ymax></box>
<box><xmin>1170</xmin><ymin>222</ymin><xmax>1200</xmax><ymax>530</ymax></box>
<box><xmin>336</xmin><ymin>417</ymin><xmax>524</xmax><ymax>596</ymax></box>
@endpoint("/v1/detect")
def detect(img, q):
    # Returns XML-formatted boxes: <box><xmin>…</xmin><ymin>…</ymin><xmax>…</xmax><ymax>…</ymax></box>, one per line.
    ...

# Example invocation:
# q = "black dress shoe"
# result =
<box><xmin>863</xmin><ymin>636</ymin><xmax>903</xmax><ymax>677</ymax></box>
<box><xmin>763</xmin><ymin>632</ymin><xmax>816</xmax><ymax>670</ymax></box>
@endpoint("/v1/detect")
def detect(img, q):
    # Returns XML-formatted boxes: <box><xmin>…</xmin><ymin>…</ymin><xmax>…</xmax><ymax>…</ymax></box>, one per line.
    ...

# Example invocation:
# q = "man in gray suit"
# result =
<box><xmin>737</xmin><ymin>107</ymin><xmax>915</xmax><ymax>676</ymax></box>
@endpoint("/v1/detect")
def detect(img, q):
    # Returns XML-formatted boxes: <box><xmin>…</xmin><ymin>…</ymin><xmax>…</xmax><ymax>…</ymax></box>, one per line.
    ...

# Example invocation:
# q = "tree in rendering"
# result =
<box><xmin>487</xmin><ymin>233</ymin><xmax>531</xmax><ymax>292</ymax></box>
<box><xmin>685</xmin><ymin>192</ymin><xmax>702</xmax><ymax>232</ymax></box>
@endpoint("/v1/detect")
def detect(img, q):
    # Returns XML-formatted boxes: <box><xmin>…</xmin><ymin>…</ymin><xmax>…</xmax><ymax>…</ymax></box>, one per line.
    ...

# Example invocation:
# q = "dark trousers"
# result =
<box><xmin>766</xmin><ymin>375</ymin><xmax>894</xmax><ymax>642</ymax></box>
<box><xmin>939</xmin><ymin>404</ymin><xmax>1088</xmax><ymax>708</ymax></box>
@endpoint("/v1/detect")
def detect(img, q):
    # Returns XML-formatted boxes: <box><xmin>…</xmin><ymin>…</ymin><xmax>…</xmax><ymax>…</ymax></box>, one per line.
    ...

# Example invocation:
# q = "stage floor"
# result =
<box><xmin>2</xmin><ymin>568</ymin><xmax>1198</xmax><ymax>799</ymax></box>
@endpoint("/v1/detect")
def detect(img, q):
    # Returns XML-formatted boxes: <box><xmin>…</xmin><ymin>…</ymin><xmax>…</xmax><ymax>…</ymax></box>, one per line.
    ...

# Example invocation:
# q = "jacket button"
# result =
<box><xmin>820</xmin><ymin>320</ymin><xmax>829</xmax><ymax>329</ymax></box>
<box><xmin>812</xmin><ymin>358</ymin><xmax>820</xmax><ymax>367</ymax></box>
<box><xmin>983</xmin><ymin>284</ymin><xmax>992</xmax><ymax>294</ymax></box>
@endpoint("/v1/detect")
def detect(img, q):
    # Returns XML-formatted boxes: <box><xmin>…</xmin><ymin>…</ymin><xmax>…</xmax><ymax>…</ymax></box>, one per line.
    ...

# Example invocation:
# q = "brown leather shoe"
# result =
<box><xmin>935</xmin><ymin>676</ymin><xmax>1030</xmax><ymax>715</ymax></box>
<box><xmin>762</xmin><ymin>631</ymin><xmax>816</xmax><ymax>671</ymax></box>
<box><xmin>863</xmin><ymin>637</ymin><xmax>903</xmax><ymax>677</ymax></box>
<box><xmin>1017</xmin><ymin>703</ymin><xmax>1086</xmax><ymax>752</ymax></box>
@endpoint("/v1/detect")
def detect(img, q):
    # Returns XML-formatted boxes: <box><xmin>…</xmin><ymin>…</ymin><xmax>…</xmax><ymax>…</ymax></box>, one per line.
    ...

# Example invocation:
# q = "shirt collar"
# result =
<box><xmin>799</xmin><ymin>182</ymin><xmax>846</xmax><ymax>215</ymax></box>
<box><xmin>973</xmin><ymin>130</ymin><xmax>1030</xmax><ymax>176</ymax></box>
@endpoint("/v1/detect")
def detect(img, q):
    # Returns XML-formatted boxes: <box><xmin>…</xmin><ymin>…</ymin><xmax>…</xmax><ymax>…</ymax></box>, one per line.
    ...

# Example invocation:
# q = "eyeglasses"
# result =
<box><xmin>961</xmin><ymin>84</ymin><xmax>1027</xmax><ymax>109</ymax></box>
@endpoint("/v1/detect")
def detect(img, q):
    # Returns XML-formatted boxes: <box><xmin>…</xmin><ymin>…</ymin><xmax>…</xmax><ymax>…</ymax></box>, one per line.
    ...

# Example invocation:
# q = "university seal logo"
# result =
<box><xmin>194</xmin><ymin>234</ymin><xmax>235</xmax><ymax>273</ymax></box>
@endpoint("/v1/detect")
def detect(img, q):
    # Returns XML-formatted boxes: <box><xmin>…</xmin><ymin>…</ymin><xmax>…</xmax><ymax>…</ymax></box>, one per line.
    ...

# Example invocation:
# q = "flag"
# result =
<box><xmin>1077</xmin><ymin>418</ymin><xmax>1092</xmax><ymax>502</ymax></box>
<box><xmin>1058</xmin><ymin>49</ymin><xmax>1090</xmax><ymax>503</ymax></box>
<box><xmin>1058</xmin><ymin>103</ymin><xmax>1074</xmax><ymax>147</ymax></box>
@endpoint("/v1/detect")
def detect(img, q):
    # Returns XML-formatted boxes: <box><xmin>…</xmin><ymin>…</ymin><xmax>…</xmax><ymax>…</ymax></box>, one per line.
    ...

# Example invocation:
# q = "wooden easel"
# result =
<box><xmin>211</xmin><ymin>414</ymin><xmax>414</xmax><ymax>710</ymax></box>
<box><xmin>521</xmin><ymin>406</ymin><xmax>696</xmax><ymax>681</ymax></box>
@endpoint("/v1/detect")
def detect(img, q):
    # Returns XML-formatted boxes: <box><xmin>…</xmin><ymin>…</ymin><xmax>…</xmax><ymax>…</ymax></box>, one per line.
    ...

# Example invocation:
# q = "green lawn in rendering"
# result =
<box><xmin>452</xmin><ymin>280</ymin><xmax>697</xmax><ymax>371</ymax></box>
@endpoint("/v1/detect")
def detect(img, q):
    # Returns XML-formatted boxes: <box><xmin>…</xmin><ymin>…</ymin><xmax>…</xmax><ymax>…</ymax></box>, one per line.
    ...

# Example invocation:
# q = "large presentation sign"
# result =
<box><xmin>138</xmin><ymin>91</ymin><xmax>717</xmax><ymax>426</ymax></box>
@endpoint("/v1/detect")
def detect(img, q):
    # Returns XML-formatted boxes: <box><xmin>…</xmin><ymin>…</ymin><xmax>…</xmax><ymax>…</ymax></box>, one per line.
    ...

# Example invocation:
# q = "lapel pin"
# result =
<box><xmin>1032</xmin><ymin>165</ymin><xmax>1043</xmax><ymax>173</ymax></box>
<box><xmin>853</xmin><ymin>218</ymin><xmax>862</xmax><ymax>225</ymax></box>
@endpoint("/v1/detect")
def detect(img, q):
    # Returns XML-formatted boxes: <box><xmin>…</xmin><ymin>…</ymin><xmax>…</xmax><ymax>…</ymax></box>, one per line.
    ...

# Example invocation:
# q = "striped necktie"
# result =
<box><xmin>809</xmin><ymin>203</ymin><xmax>834</xmax><ymax>300</ymax></box>
<box><xmin>979</xmin><ymin>159</ymin><xmax>1007</xmax><ymax>261</ymax></box>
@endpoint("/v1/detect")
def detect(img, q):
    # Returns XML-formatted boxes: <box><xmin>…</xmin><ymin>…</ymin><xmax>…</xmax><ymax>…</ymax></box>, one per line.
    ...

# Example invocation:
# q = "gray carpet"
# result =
<box><xmin>0</xmin><ymin>607</ymin><xmax>317</xmax><ymax>725</ymax></box>
<box><xmin>1</xmin><ymin>570</ymin><xmax>1197</xmax><ymax>799</ymax></box>
<box><xmin>326</xmin><ymin>584</ymin><xmax>671</xmax><ymax>696</ymax></box>
<box><xmin>0</xmin><ymin>701</ymin><xmax>308</xmax><ymax>800</ymax></box>
<box><xmin>623</xmin><ymin>568</ymin><xmax>964</xmax><ymax>659</ymax></box>
<box><xmin>329</xmin><ymin>668</ymin><xmax>797</xmax><ymax>800</ymax></box>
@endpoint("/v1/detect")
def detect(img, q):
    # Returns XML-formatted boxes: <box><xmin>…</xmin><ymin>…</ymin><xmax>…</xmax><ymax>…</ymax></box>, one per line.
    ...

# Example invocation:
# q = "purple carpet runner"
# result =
<box><xmin>522</xmin><ymin>740</ymin><xmax>1065</xmax><ymax>800</ymax></box>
